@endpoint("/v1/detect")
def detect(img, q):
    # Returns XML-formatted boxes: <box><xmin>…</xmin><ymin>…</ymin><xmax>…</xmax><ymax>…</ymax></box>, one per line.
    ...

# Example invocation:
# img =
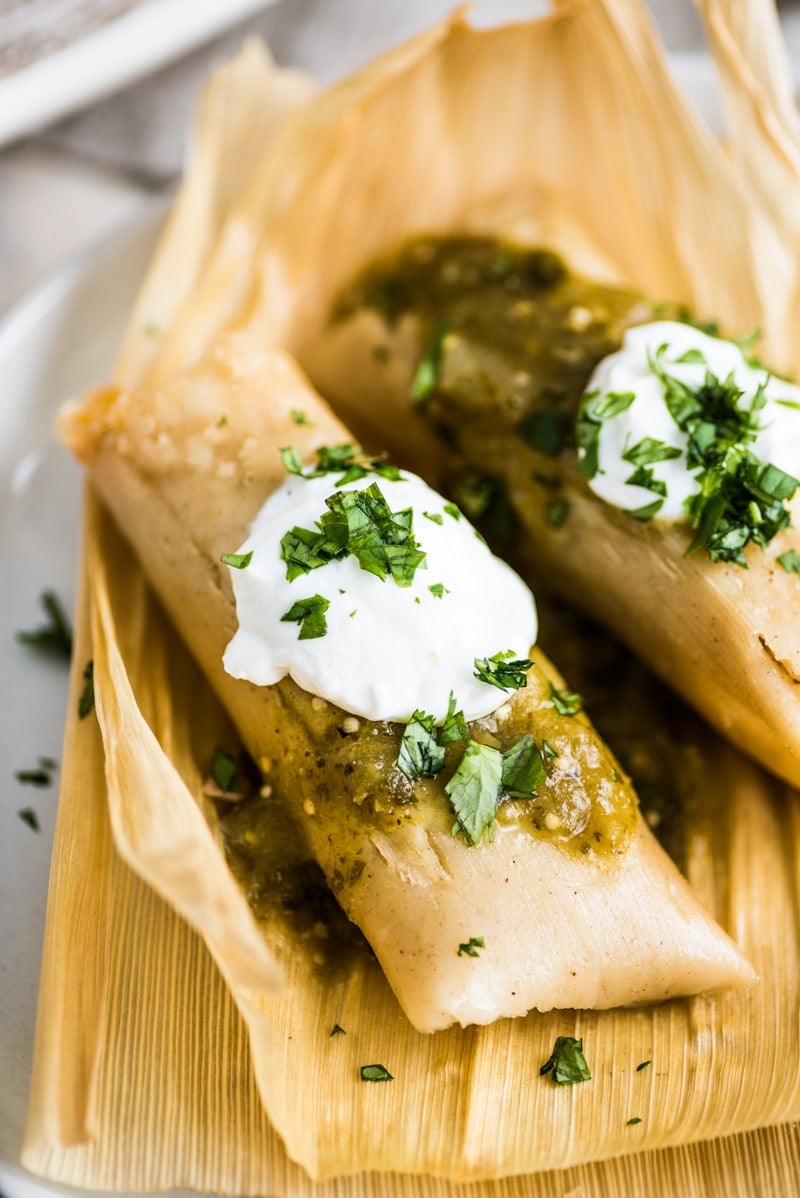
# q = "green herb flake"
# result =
<box><xmin>216</xmin><ymin>413</ymin><xmax>228</xmax><ymax>428</ymax></box>
<box><xmin>280</xmin><ymin>594</ymin><xmax>330</xmax><ymax>640</ymax></box>
<box><xmin>542</xmin><ymin>739</ymin><xmax>559</xmax><ymax>763</ymax></box>
<box><xmin>446</xmin><ymin>740</ymin><xmax>503</xmax><ymax>846</ymax></box>
<box><xmin>622</xmin><ymin>437</ymin><xmax>682</xmax><ymax>468</ymax></box>
<box><xmin>280</xmin><ymin>446</ymin><xmax>304</xmax><ymax>475</ymax></box>
<box><xmin>517</xmin><ymin>408</ymin><xmax>572</xmax><ymax>457</ymax></box>
<box><xmin>576</xmin><ymin>390</ymin><xmax>636</xmax><ymax>480</ymax></box>
<box><xmin>212</xmin><ymin>748</ymin><xmax>238</xmax><ymax>794</ymax></box>
<box><xmin>423</xmin><ymin>510</ymin><xmax>444</xmax><ymax>525</ymax></box>
<box><xmin>411</xmin><ymin>317</ymin><xmax>450</xmax><ymax>403</ymax></box>
<box><xmin>16</xmin><ymin>590</ymin><xmax>73</xmax><ymax>659</ymax></box>
<box><xmin>428</xmin><ymin>583</ymin><xmax>449</xmax><ymax>599</ymax></box>
<box><xmin>77</xmin><ymin>660</ymin><xmax>95</xmax><ymax>720</ymax></box>
<box><xmin>330</xmin><ymin>1024</ymin><xmax>346</xmax><ymax>1037</ymax></box>
<box><xmin>777</xmin><ymin>549</ymin><xmax>800</xmax><ymax>574</ymax></box>
<box><xmin>291</xmin><ymin>409</ymin><xmax>310</xmax><ymax>425</ymax></box>
<box><xmin>458</xmin><ymin>936</ymin><xmax>485</xmax><ymax>958</ymax></box>
<box><xmin>627</xmin><ymin>1117</ymin><xmax>643</xmax><ymax>1126</ymax></box>
<box><xmin>360</xmin><ymin>1064</ymin><xmax>393</xmax><ymax>1082</ymax></box>
<box><xmin>18</xmin><ymin>807</ymin><xmax>40</xmax><ymax>832</ymax></box>
<box><xmin>397</xmin><ymin>710</ymin><xmax>446</xmax><ymax>781</ymax></box>
<box><xmin>443</xmin><ymin>502</ymin><xmax>461</xmax><ymax>521</ymax></box>
<box><xmin>636</xmin><ymin>1060</ymin><xmax>652</xmax><ymax>1072</ymax></box>
<box><xmin>549</xmin><ymin>684</ymin><xmax>583</xmax><ymax>717</ymax></box>
<box><xmin>474</xmin><ymin>650</ymin><xmax>533</xmax><ymax>692</ymax></box>
<box><xmin>540</xmin><ymin>1036</ymin><xmax>591</xmax><ymax>1085</ymax></box>
<box><xmin>674</xmin><ymin>347</ymin><xmax>706</xmax><ymax>365</ymax></box>
<box><xmin>220</xmin><ymin>550</ymin><xmax>253</xmax><ymax>570</ymax></box>
<box><xmin>545</xmin><ymin>498</ymin><xmax>570</xmax><ymax>529</ymax></box>
<box><xmin>15</xmin><ymin>768</ymin><xmax>52</xmax><ymax>787</ymax></box>
<box><xmin>501</xmin><ymin>733</ymin><xmax>545</xmax><ymax>798</ymax></box>
<box><xmin>439</xmin><ymin>691</ymin><xmax>468</xmax><ymax>746</ymax></box>
<box><xmin>280</xmin><ymin>482</ymin><xmax>426</xmax><ymax>588</ymax></box>
<box><xmin>38</xmin><ymin>756</ymin><xmax>57</xmax><ymax>771</ymax></box>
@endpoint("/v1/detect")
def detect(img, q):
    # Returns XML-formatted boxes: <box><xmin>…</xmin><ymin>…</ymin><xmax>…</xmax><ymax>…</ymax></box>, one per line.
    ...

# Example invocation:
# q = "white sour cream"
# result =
<box><xmin>582</xmin><ymin>321</ymin><xmax>800</xmax><ymax>520</ymax></box>
<box><xmin>222</xmin><ymin>469</ymin><xmax>538</xmax><ymax>724</ymax></box>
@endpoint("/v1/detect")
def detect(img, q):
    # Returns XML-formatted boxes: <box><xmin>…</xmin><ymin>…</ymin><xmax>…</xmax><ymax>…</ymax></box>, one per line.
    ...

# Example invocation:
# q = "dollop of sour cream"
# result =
<box><xmin>222</xmin><ymin>469</ymin><xmax>538</xmax><ymax>724</ymax></box>
<box><xmin>582</xmin><ymin>321</ymin><xmax>800</xmax><ymax>520</ymax></box>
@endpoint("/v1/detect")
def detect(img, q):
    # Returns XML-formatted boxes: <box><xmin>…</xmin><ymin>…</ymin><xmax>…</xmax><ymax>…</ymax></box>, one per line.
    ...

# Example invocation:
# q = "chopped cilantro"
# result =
<box><xmin>458</xmin><ymin>936</ymin><xmax>485</xmax><ymax>958</ymax></box>
<box><xmin>549</xmin><ymin>684</ymin><xmax>583</xmax><ymax>717</ymax></box>
<box><xmin>15</xmin><ymin>768</ymin><xmax>52</xmax><ymax>787</ymax></box>
<box><xmin>517</xmin><ymin>408</ymin><xmax>572</xmax><ymax>457</ymax></box>
<box><xmin>291</xmin><ymin>409</ymin><xmax>310</xmax><ymax>425</ymax></box>
<box><xmin>626</xmin><ymin>498</ymin><xmax>665</xmax><ymax>522</ymax></box>
<box><xmin>777</xmin><ymin>549</ymin><xmax>800</xmax><ymax>574</ymax></box>
<box><xmin>280</xmin><ymin>594</ymin><xmax>330</xmax><ymax>640</ymax></box>
<box><xmin>443</xmin><ymin>502</ymin><xmax>461</xmax><ymax>521</ymax></box>
<box><xmin>220</xmin><ymin>550</ymin><xmax>253</xmax><ymax>570</ymax></box>
<box><xmin>428</xmin><ymin>583</ymin><xmax>449</xmax><ymax>599</ymax></box>
<box><xmin>18</xmin><ymin>808</ymin><xmax>40</xmax><ymax>832</ymax></box>
<box><xmin>500</xmin><ymin>733</ymin><xmax>545</xmax><ymax>797</ymax></box>
<box><xmin>576</xmin><ymin>390</ymin><xmax>636</xmax><ymax>480</ymax></box>
<box><xmin>542</xmin><ymin>739</ymin><xmax>559</xmax><ymax>763</ymax></box>
<box><xmin>446</xmin><ymin>741</ymin><xmax>503</xmax><ymax>846</ymax></box>
<box><xmin>545</xmin><ymin>498</ymin><xmax>570</xmax><ymax>529</ymax></box>
<box><xmin>77</xmin><ymin>660</ymin><xmax>95</xmax><ymax>720</ymax></box>
<box><xmin>212</xmin><ymin>748</ymin><xmax>238</xmax><ymax>793</ymax></box>
<box><xmin>450</xmin><ymin>472</ymin><xmax>515</xmax><ymax>544</ymax></box>
<box><xmin>473</xmin><ymin>650</ymin><xmax>532</xmax><ymax>692</ymax></box>
<box><xmin>360</xmin><ymin>1064</ymin><xmax>393</xmax><ymax>1082</ymax></box>
<box><xmin>627</xmin><ymin>1117</ymin><xmax>643</xmax><ymax>1126</ymax></box>
<box><xmin>636</xmin><ymin>1060</ymin><xmax>652</xmax><ymax>1072</ymax></box>
<box><xmin>280</xmin><ymin>482</ymin><xmax>426</xmax><ymax>588</ymax></box>
<box><xmin>16</xmin><ymin>590</ymin><xmax>73</xmax><ymax>659</ymax></box>
<box><xmin>423</xmin><ymin>511</ymin><xmax>443</xmax><ymax>525</ymax></box>
<box><xmin>330</xmin><ymin>1024</ymin><xmax>346</xmax><ymax>1036</ymax></box>
<box><xmin>646</xmin><ymin>346</ymin><xmax>799</xmax><ymax>562</ymax></box>
<box><xmin>397</xmin><ymin>710</ymin><xmax>446</xmax><ymax>781</ymax></box>
<box><xmin>540</xmin><ymin>1036</ymin><xmax>591</xmax><ymax>1085</ymax></box>
<box><xmin>439</xmin><ymin>691</ymin><xmax>468</xmax><ymax>745</ymax></box>
<box><xmin>776</xmin><ymin>398</ymin><xmax>800</xmax><ymax>411</ymax></box>
<box><xmin>411</xmin><ymin>317</ymin><xmax>450</xmax><ymax>403</ymax></box>
<box><xmin>622</xmin><ymin>437</ymin><xmax>682</xmax><ymax>468</ymax></box>
<box><xmin>674</xmin><ymin>347</ymin><xmax>706</xmax><ymax>365</ymax></box>
<box><xmin>279</xmin><ymin>442</ymin><xmax>402</xmax><ymax>486</ymax></box>
<box><xmin>216</xmin><ymin>413</ymin><xmax>228</xmax><ymax>428</ymax></box>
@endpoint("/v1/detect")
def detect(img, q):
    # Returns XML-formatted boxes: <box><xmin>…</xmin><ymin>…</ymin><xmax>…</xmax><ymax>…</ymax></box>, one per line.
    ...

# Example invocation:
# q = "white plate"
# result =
<box><xmin>0</xmin><ymin>48</ymin><xmax>727</xmax><ymax>1198</ymax></box>
<box><xmin>0</xmin><ymin>0</ymin><xmax>281</xmax><ymax>148</ymax></box>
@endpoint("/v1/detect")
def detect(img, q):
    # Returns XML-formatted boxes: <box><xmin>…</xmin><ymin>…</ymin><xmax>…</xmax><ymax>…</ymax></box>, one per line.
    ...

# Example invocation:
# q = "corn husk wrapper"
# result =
<box><xmin>23</xmin><ymin>0</ymin><xmax>800</xmax><ymax>1190</ymax></box>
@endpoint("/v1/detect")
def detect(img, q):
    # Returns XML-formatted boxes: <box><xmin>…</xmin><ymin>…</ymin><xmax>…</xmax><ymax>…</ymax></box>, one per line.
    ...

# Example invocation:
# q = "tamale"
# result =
<box><xmin>59</xmin><ymin>333</ymin><xmax>752</xmax><ymax>1033</ymax></box>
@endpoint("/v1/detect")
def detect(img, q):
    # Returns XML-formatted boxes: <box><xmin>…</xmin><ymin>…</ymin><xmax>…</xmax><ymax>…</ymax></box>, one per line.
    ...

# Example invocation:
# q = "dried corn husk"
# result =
<box><xmin>23</xmin><ymin>0</ymin><xmax>800</xmax><ymax>1190</ymax></box>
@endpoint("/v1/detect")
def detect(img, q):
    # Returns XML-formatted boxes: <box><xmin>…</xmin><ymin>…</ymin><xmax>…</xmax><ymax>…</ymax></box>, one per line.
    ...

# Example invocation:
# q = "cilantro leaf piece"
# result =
<box><xmin>397</xmin><ymin>710</ymin><xmax>446</xmax><ymax>781</ymax></box>
<box><xmin>549</xmin><ymin>684</ymin><xmax>583</xmax><ymax>717</ymax></box>
<box><xmin>330</xmin><ymin>1024</ymin><xmax>346</xmax><ymax>1036</ymax></box>
<box><xmin>77</xmin><ymin>660</ymin><xmax>95</xmax><ymax>720</ymax></box>
<box><xmin>542</xmin><ymin>739</ymin><xmax>559</xmax><ymax>763</ymax></box>
<box><xmin>457</xmin><ymin>936</ymin><xmax>485</xmax><ymax>958</ymax></box>
<box><xmin>501</xmin><ymin>733</ymin><xmax>545</xmax><ymax>798</ymax></box>
<box><xmin>16</xmin><ymin>590</ymin><xmax>73</xmax><ymax>659</ymax></box>
<box><xmin>428</xmin><ymin>583</ymin><xmax>449</xmax><ymax>599</ymax></box>
<box><xmin>627</xmin><ymin>1117</ymin><xmax>643</xmax><ymax>1126</ymax></box>
<box><xmin>636</xmin><ymin>1060</ymin><xmax>652</xmax><ymax>1072</ymax></box>
<box><xmin>18</xmin><ymin>808</ymin><xmax>40</xmax><ymax>832</ymax></box>
<box><xmin>621</xmin><ymin>437</ymin><xmax>682</xmax><ymax>467</ymax></box>
<box><xmin>626</xmin><ymin>498</ymin><xmax>665</xmax><ymax>522</ymax></box>
<box><xmin>411</xmin><ymin>317</ymin><xmax>450</xmax><ymax>403</ymax></box>
<box><xmin>360</xmin><ymin>1064</ymin><xmax>393</xmax><ymax>1082</ymax></box>
<box><xmin>280</xmin><ymin>594</ymin><xmax>330</xmax><ymax>640</ymax></box>
<box><xmin>280</xmin><ymin>446</ymin><xmax>304</xmax><ymax>474</ymax></box>
<box><xmin>15</xmin><ymin>768</ymin><xmax>52</xmax><ymax>787</ymax></box>
<box><xmin>423</xmin><ymin>511</ymin><xmax>443</xmax><ymax>525</ymax></box>
<box><xmin>778</xmin><ymin>549</ymin><xmax>800</xmax><ymax>574</ymax></box>
<box><xmin>220</xmin><ymin>550</ymin><xmax>253</xmax><ymax>570</ymax></box>
<box><xmin>624</xmin><ymin>466</ymin><xmax>667</xmax><ymax>497</ymax></box>
<box><xmin>291</xmin><ymin>409</ymin><xmax>310</xmax><ymax>425</ymax></box>
<box><xmin>473</xmin><ymin>650</ymin><xmax>532</xmax><ymax>692</ymax></box>
<box><xmin>212</xmin><ymin>748</ymin><xmax>238</xmax><ymax>794</ymax></box>
<box><xmin>445</xmin><ymin>740</ymin><xmax>503</xmax><ymax>846</ymax></box>
<box><xmin>674</xmin><ymin>347</ymin><xmax>706</xmax><ymax>365</ymax></box>
<box><xmin>439</xmin><ymin>691</ymin><xmax>468</xmax><ymax>746</ymax></box>
<box><xmin>575</xmin><ymin>390</ymin><xmax>636</xmax><ymax>480</ymax></box>
<box><xmin>539</xmin><ymin>1036</ymin><xmax>591</xmax><ymax>1085</ymax></box>
<box><xmin>517</xmin><ymin>408</ymin><xmax>573</xmax><ymax>457</ymax></box>
<box><xmin>443</xmin><ymin>502</ymin><xmax>461</xmax><ymax>521</ymax></box>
